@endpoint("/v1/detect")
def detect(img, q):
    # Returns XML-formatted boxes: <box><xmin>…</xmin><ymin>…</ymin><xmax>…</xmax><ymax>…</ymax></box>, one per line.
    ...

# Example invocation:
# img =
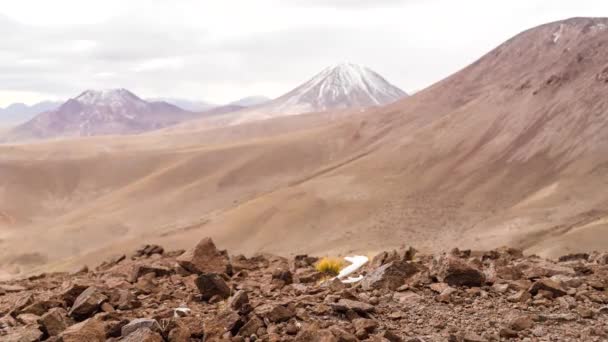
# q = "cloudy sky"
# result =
<box><xmin>1</xmin><ymin>0</ymin><xmax>607</xmax><ymax>107</ymax></box>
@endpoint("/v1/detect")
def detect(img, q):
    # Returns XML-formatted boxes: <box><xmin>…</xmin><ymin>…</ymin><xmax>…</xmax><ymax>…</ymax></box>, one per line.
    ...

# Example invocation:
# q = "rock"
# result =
<box><xmin>0</xmin><ymin>284</ymin><xmax>27</xmax><ymax>293</ymax></box>
<box><xmin>238</xmin><ymin>316</ymin><xmax>264</xmax><ymax>336</ymax></box>
<box><xmin>227</xmin><ymin>290</ymin><xmax>249</xmax><ymax>310</ymax></box>
<box><xmin>60</xmin><ymin>283</ymin><xmax>90</xmax><ymax>307</ymax></box>
<box><xmin>499</xmin><ymin>327</ymin><xmax>519</xmax><ymax>339</ymax></box>
<box><xmin>255</xmin><ymin>304</ymin><xmax>295</xmax><ymax>322</ymax></box>
<box><xmin>558</xmin><ymin>253</ymin><xmax>589</xmax><ymax>262</ymax></box>
<box><xmin>577</xmin><ymin>307</ymin><xmax>595</xmax><ymax>319</ymax></box>
<box><xmin>68</xmin><ymin>286</ymin><xmax>108</xmax><ymax>320</ymax></box>
<box><xmin>122</xmin><ymin>327</ymin><xmax>164</xmax><ymax>342</ymax></box>
<box><xmin>59</xmin><ymin>318</ymin><xmax>106</xmax><ymax>342</ymax></box>
<box><xmin>538</xmin><ymin>313</ymin><xmax>577</xmax><ymax>322</ymax></box>
<box><xmin>134</xmin><ymin>244</ymin><xmax>164</xmax><ymax>258</ymax></box>
<box><xmin>97</xmin><ymin>254</ymin><xmax>126</xmax><ymax>270</ymax></box>
<box><xmin>21</xmin><ymin>299</ymin><xmax>62</xmax><ymax>316</ymax></box>
<box><xmin>1</xmin><ymin>325</ymin><xmax>43</xmax><ymax>342</ymax></box>
<box><xmin>113</xmin><ymin>289</ymin><xmax>141</xmax><ymax>310</ymax></box>
<box><xmin>168</xmin><ymin>324</ymin><xmax>191</xmax><ymax>342</ymax></box>
<box><xmin>121</xmin><ymin>318</ymin><xmax>162</xmax><ymax>337</ymax></box>
<box><xmin>377</xmin><ymin>330</ymin><xmax>403</xmax><ymax>342</ymax></box>
<box><xmin>331</xmin><ymin>299</ymin><xmax>375</xmax><ymax>313</ymax></box>
<box><xmin>294</xmin><ymin>255</ymin><xmax>319</xmax><ymax>268</ymax></box>
<box><xmin>296</xmin><ymin>268</ymin><xmax>324</xmax><ymax>283</ymax></box>
<box><xmin>463</xmin><ymin>332</ymin><xmax>487</xmax><ymax>342</ymax></box>
<box><xmin>272</xmin><ymin>268</ymin><xmax>293</xmax><ymax>285</ymax></box>
<box><xmin>353</xmin><ymin>318</ymin><xmax>378</xmax><ymax>333</ymax></box>
<box><xmin>295</xmin><ymin>327</ymin><xmax>339</xmax><ymax>342</ymax></box>
<box><xmin>129</xmin><ymin>264</ymin><xmax>172</xmax><ymax>282</ymax></box>
<box><xmin>436</xmin><ymin>287</ymin><xmax>457</xmax><ymax>303</ymax></box>
<box><xmin>205</xmin><ymin>309</ymin><xmax>244</xmax><ymax>337</ymax></box>
<box><xmin>362</xmin><ymin>260</ymin><xmax>418</xmax><ymax>290</ymax></box>
<box><xmin>176</xmin><ymin>237</ymin><xmax>232</xmax><ymax>275</ymax></box>
<box><xmin>435</xmin><ymin>256</ymin><xmax>485</xmax><ymax>287</ymax></box>
<box><xmin>195</xmin><ymin>273</ymin><xmax>232</xmax><ymax>301</ymax></box>
<box><xmin>15</xmin><ymin>313</ymin><xmax>40</xmax><ymax>325</ymax></box>
<box><xmin>39</xmin><ymin>307</ymin><xmax>70</xmax><ymax>336</ymax></box>
<box><xmin>508</xmin><ymin>315</ymin><xmax>534</xmax><ymax>331</ymax></box>
<box><xmin>507</xmin><ymin>290</ymin><xmax>531</xmax><ymax>303</ymax></box>
<box><xmin>529</xmin><ymin>278</ymin><xmax>567</xmax><ymax>298</ymax></box>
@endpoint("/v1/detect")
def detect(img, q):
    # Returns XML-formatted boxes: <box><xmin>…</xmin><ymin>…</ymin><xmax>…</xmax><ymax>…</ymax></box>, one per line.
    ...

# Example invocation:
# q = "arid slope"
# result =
<box><xmin>2</xmin><ymin>18</ymin><xmax>608</xmax><ymax>278</ymax></box>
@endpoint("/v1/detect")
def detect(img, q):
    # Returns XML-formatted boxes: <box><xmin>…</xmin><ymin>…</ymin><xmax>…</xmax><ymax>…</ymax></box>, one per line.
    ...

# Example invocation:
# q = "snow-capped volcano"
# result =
<box><xmin>235</xmin><ymin>63</ymin><xmax>406</xmax><ymax>122</ymax></box>
<box><xmin>7</xmin><ymin>89</ymin><xmax>195</xmax><ymax>140</ymax></box>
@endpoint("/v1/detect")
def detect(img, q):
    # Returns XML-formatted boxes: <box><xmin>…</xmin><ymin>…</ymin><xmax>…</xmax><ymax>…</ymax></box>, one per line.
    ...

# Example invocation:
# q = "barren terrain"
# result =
<box><xmin>2</xmin><ymin>18</ymin><xmax>608</xmax><ymax>279</ymax></box>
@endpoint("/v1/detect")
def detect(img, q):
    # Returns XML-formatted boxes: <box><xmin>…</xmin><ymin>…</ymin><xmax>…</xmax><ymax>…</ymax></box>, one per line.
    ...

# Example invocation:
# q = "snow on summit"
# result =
<box><xmin>8</xmin><ymin>88</ymin><xmax>195</xmax><ymax>139</ymax></box>
<box><xmin>233</xmin><ymin>62</ymin><xmax>407</xmax><ymax>123</ymax></box>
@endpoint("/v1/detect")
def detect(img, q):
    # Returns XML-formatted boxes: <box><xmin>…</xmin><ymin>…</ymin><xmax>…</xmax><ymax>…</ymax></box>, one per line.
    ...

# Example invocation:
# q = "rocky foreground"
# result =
<box><xmin>1</xmin><ymin>238</ymin><xmax>607</xmax><ymax>342</ymax></box>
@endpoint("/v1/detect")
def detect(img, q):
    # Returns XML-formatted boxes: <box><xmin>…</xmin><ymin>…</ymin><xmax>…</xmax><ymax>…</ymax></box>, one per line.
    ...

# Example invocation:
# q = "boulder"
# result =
<box><xmin>68</xmin><ymin>286</ymin><xmax>108</xmax><ymax>320</ymax></box>
<box><xmin>254</xmin><ymin>304</ymin><xmax>295</xmax><ymax>322</ymax></box>
<box><xmin>59</xmin><ymin>283</ymin><xmax>90</xmax><ymax>307</ymax></box>
<box><xmin>129</xmin><ymin>264</ymin><xmax>172</xmax><ymax>283</ymax></box>
<box><xmin>39</xmin><ymin>307</ymin><xmax>71</xmax><ymax>336</ymax></box>
<box><xmin>295</xmin><ymin>327</ymin><xmax>339</xmax><ymax>342</ymax></box>
<box><xmin>272</xmin><ymin>268</ymin><xmax>294</xmax><ymax>285</ymax></box>
<box><xmin>176</xmin><ymin>237</ymin><xmax>232</xmax><ymax>275</ymax></box>
<box><xmin>238</xmin><ymin>316</ymin><xmax>264</xmax><ymax>336</ymax></box>
<box><xmin>529</xmin><ymin>278</ymin><xmax>567</xmax><ymax>298</ymax></box>
<box><xmin>2</xmin><ymin>325</ymin><xmax>43</xmax><ymax>342</ymax></box>
<box><xmin>205</xmin><ymin>309</ymin><xmax>244</xmax><ymax>337</ymax></box>
<box><xmin>195</xmin><ymin>273</ymin><xmax>232</xmax><ymax>301</ymax></box>
<box><xmin>121</xmin><ymin>318</ymin><xmax>162</xmax><ymax>337</ymax></box>
<box><xmin>227</xmin><ymin>290</ymin><xmax>249</xmax><ymax>310</ymax></box>
<box><xmin>330</xmin><ymin>299</ymin><xmax>375</xmax><ymax>313</ymax></box>
<box><xmin>362</xmin><ymin>260</ymin><xmax>418</xmax><ymax>290</ymax></box>
<box><xmin>435</xmin><ymin>257</ymin><xmax>485</xmax><ymax>287</ymax></box>
<box><xmin>508</xmin><ymin>314</ymin><xmax>534</xmax><ymax>331</ymax></box>
<box><xmin>134</xmin><ymin>244</ymin><xmax>164</xmax><ymax>258</ymax></box>
<box><xmin>59</xmin><ymin>318</ymin><xmax>106</xmax><ymax>342</ymax></box>
<box><xmin>122</xmin><ymin>327</ymin><xmax>164</xmax><ymax>342</ymax></box>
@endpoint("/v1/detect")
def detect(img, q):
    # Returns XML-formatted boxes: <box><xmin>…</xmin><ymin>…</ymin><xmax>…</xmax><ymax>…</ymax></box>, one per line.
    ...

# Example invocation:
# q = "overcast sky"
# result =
<box><xmin>1</xmin><ymin>0</ymin><xmax>607</xmax><ymax>107</ymax></box>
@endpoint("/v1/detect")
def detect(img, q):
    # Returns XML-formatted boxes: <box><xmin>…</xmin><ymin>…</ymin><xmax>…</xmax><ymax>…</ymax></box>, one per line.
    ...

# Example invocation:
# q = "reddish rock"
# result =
<box><xmin>227</xmin><ymin>289</ymin><xmax>249</xmax><ymax>310</ymax></box>
<box><xmin>176</xmin><ymin>237</ymin><xmax>232</xmax><ymax>275</ymax></box>
<box><xmin>529</xmin><ymin>278</ymin><xmax>567</xmax><ymax>298</ymax></box>
<box><xmin>39</xmin><ymin>307</ymin><xmax>71</xmax><ymax>336</ymax></box>
<box><xmin>362</xmin><ymin>260</ymin><xmax>419</xmax><ymax>290</ymax></box>
<box><xmin>121</xmin><ymin>318</ymin><xmax>162</xmax><ymax>337</ymax></box>
<box><xmin>129</xmin><ymin>264</ymin><xmax>173</xmax><ymax>283</ymax></box>
<box><xmin>59</xmin><ymin>318</ymin><xmax>106</xmax><ymax>342</ymax></box>
<box><xmin>331</xmin><ymin>299</ymin><xmax>375</xmax><ymax>313</ymax></box>
<box><xmin>238</xmin><ymin>316</ymin><xmax>265</xmax><ymax>337</ymax></box>
<box><xmin>254</xmin><ymin>303</ymin><xmax>295</xmax><ymax>322</ymax></box>
<box><xmin>59</xmin><ymin>283</ymin><xmax>90</xmax><ymax>307</ymax></box>
<box><xmin>435</xmin><ymin>257</ymin><xmax>485</xmax><ymax>287</ymax></box>
<box><xmin>194</xmin><ymin>273</ymin><xmax>231</xmax><ymax>301</ymax></box>
<box><xmin>2</xmin><ymin>324</ymin><xmax>43</xmax><ymax>342</ymax></box>
<box><xmin>122</xmin><ymin>327</ymin><xmax>164</xmax><ymax>342</ymax></box>
<box><xmin>205</xmin><ymin>309</ymin><xmax>244</xmax><ymax>337</ymax></box>
<box><xmin>68</xmin><ymin>286</ymin><xmax>108</xmax><ymax>320</ymax></box>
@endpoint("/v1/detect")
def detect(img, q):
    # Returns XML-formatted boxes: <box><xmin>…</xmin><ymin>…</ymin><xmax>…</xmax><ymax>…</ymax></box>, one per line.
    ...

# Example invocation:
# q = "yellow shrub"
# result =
<box><xmin>315</xmin><ymin>257</ymin><xmax>345</xmax><ymax>276</ymax></box>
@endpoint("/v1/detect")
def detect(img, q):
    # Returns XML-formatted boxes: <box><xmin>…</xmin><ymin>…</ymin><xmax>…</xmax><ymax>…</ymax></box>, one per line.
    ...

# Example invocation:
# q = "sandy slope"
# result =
<box><xmin>2</xmin><ymin>18</ymin><xmax>608</xmax><ymax>278</ymax></box>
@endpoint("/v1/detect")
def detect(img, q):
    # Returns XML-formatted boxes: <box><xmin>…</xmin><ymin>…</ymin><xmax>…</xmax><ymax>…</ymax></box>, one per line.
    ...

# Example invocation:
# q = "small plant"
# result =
<box><xmin>315</xmin><ymin>257</ymin><xmax>345</xmax><ymax>276</ymax></box>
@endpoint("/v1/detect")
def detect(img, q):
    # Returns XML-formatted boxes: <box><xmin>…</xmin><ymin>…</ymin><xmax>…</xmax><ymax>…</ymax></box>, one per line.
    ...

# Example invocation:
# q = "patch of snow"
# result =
<box><xmin>335</xmin><ymin>255</ymin><xmax>368</xmax><ymax>283</ymax></box>
<box><xmin>552</xmin><ymin>24</ymin><xmax>564</xmax><ymax>44</ymax></box>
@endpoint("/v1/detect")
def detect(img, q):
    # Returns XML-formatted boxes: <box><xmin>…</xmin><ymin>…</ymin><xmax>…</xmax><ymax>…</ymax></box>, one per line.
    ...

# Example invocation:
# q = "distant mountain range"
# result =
<box><xmin>6</xmin><ymin>89</ymin><xmax>195</xmax><ymax>140</ymax></box>
<box><xmin>1</xmin><ymin>64</ymin><xmax>404</xmax><ymax>140</ymax></box>
<box><xmin>0</xmin><ymin>101</ymin><xmax>62</xmax><ymax>125</ymax></box>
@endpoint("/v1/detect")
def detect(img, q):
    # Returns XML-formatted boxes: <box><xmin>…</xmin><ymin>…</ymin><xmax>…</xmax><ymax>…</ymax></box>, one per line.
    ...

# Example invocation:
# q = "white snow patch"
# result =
<box><xmin>552</xmin><ymin>24</ymin><xmax>564</xmax><ymax>44</ymax></box>
<box><xmin>335</xmin><ymin>255</ymin><xmax>368</xmax><ymax>283</ymax></box>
